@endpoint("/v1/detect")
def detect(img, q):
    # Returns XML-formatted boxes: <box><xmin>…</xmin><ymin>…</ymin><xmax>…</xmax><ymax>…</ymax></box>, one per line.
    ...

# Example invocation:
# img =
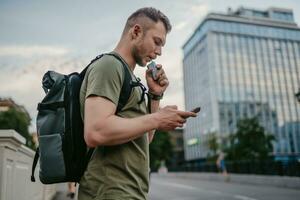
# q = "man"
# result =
<box><xmin>78</xmin><ymin>7</ymin><xmax>197</xmax><ymax>200</ymax></box>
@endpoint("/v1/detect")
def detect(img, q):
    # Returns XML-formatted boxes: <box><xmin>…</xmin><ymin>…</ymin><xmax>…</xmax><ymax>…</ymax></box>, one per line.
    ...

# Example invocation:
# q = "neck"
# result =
<box><xmin>114</xmin><ymin>41</ymin><xmax>136</xmax><ymax>71</ymax></box>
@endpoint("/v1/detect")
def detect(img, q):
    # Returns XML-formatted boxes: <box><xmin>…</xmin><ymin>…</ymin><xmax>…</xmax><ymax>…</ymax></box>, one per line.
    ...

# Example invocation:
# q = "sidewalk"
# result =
<box><xmin>52</xmin><ymin>183</ymin><xmax>77</xmax><ymax>200</ymax></box>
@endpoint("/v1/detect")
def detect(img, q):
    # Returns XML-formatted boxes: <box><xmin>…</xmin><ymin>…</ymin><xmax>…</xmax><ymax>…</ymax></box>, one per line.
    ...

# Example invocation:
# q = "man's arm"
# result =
<box><xmin>145</xmin><ymin>63</ymin><xmax>166</xmax><ymax>143</ymax></box>
<box><xmin>148</xmin><ymin>99</ymin><xmax>160</xmax><ymax>143</ymax></box>
<box><xmin>84</xmin><ymin>96</ymin><xmax>196</xmax><ymax>147</ymax></box>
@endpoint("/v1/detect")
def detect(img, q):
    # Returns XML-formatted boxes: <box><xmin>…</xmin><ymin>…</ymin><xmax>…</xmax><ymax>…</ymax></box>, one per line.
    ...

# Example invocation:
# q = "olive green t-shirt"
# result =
<box><xmin>78</xmin><ymin>53</ymin><xmax>149</xmax><ymax>200</ymax></box>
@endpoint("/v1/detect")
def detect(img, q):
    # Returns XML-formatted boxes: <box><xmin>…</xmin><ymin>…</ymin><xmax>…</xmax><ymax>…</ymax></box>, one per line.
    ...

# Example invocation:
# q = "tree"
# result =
<box><xmin>149</xmin><ymin>130</ymin><xmax>173</xmax><ymax>171</ymax></box>
<box><xmin>0</xmin><ymin>107</ymin><xmax>35</xmax><ymax>150</ymax></box>
<box><xmin>206</xmin><ymin>132</ymin><xmax>219</xmax><ymax>156</ymax></box>
<box><xmin>205</xmin><ymin>132</ymin><xmax>220</xmax><ymax>162</ymax></box>
<box><xmin>225</xmin><ymin>117</ymin><xmax>275</xmax><ymax>161</ymax></box>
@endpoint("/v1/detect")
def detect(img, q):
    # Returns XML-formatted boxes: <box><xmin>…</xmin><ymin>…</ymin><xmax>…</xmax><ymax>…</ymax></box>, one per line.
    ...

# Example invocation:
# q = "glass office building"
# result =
<box><xmin>183</xmin><ymin>7</ymin><xmax>300</xmax><ymax>161</ymax></box>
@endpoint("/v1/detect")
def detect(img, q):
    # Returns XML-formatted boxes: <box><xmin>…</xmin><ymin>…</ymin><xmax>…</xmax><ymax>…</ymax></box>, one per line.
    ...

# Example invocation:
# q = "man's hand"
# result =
<box><xmin>154</xmin><ymin>105</ymin><xmax>197</xmax><ymax>131</ymax></box>
<box><xmin>145</xmin><ymin>64</ymin><xmax>169</xmax><ymax>95</ymax></box>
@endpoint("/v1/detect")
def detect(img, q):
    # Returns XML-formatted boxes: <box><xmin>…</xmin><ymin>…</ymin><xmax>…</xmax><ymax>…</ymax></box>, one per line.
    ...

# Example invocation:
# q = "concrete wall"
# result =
<box><xmin>0</xmin><ymin>129</ymin><xmax>56</xmax><ymax>200</ymax></box>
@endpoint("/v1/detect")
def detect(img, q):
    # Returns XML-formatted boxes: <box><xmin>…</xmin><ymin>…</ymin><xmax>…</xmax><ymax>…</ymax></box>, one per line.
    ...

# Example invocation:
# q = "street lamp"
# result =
<box><xmin>295</xmin><ymin>88</ymin><xmax>300</xmax><ymax>103</ymax></box>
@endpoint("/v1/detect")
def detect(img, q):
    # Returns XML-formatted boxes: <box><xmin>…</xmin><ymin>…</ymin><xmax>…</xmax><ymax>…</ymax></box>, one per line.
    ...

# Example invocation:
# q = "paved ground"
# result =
<box><xmin>53</xmin><ymin>174</ymin><xmax>300</xmax><ymax>200</ymax></box>
<box><xmin>52</xmin><ymin>183</ymin><xmax>77</xmax><ymax>200</ymax></box>
<box><xmin>149</xmin><ymin>174</ymin><xmax>300</xmax><ymax>200</ymax></box>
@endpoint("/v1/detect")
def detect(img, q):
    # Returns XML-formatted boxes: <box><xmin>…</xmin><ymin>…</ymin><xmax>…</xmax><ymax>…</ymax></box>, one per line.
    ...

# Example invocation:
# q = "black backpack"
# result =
<box><xmin>31</xmin><ymin>53</ymin><xmax>133</xmax><ymax>184</ymax></box>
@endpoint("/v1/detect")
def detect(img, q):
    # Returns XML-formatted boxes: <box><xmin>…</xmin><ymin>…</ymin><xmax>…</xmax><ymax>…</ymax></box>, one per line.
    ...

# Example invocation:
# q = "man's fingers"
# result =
<box><xmin>166</xmin><ymin>105</ymin><xmax>178</xmax><ymax>110</ymax></box>
<box><xmin>159</xmin><ymin>79</ymin><xmax>168</xmax><ymax>87</ymax></box>
<box><xmin>177</xmin><ymin>123</ymin><xmax>183</xmax><ymax>128</ymax></box>
<box><xmin>156</xmin><ymin>64</ymin><xmax>162</xmax><ymax>69</ymax></box>
<box><xmin>158</xmin><ymin>73</ymin><xmax>167</xmax><ymax>81</ymax></box>
<box><xmin>178</xmin><ymin>118</ymin><xmax>187</xmax><ymax>123</ymax></box>
<box><xmin>177</xmin><ymin>110</ymin><xmax>197</xmax><ymax>118</ymax></box>
<box><xmin>156</xmin><ymin>68</ymin><xmax>165</xmax><ymax>77</ymax></box>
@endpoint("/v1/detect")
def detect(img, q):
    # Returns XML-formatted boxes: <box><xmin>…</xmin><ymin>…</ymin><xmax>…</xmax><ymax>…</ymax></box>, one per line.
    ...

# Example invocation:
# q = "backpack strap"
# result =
<box><xmin>105</xmin><ymin>53</ymin><xmax>132</xmax><ymax>113</ymax></box>
<box><xmin>79</xmin><ymin>54</ymin><xmax>105</xmax><ymax>79</ymax></box>
<box><xmin>80</xmin><ymin>53</ymin><xmax>132</xmax><ymax>113</ymax></box>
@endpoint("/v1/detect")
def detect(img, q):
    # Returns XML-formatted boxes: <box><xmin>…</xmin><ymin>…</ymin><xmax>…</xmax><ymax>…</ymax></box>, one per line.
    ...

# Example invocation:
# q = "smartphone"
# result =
<box><xmin>147</xmin><ymin>61</ymin><xmax>158</xmax><ymax>80</ymax></box>
<box><xmin>183</xmin><ymin>107</ymin><xmax>201</xmax><ymax>119</ymax></box>
<box><xmin>190</xmin><ymin>107</ymin><xmax>201</xmax><ymax>113</ymax></box>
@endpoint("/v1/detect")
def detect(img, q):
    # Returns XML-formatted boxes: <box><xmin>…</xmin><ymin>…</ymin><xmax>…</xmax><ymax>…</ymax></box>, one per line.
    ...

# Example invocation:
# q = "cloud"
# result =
<box><xmin>174</xmin><ymin>21</ymin><xmax>188</xmax><ymax>30</ymax></box>
<box><xmin>190</xmin><ymin>3</ymin><xmax>209</xmax><ymax>16</ymax></box>
<box><xmin>173</xmin><ymin>2</ymin><xmax>209</xmax><ymax>33</ymax></box>
<box><xmin>0</xmin><ymin>45</ymin><xmax>70</xmax><ymax>58</ymax></box>
<box><xmin>0</xmin><ymin>55</ymin><xmax>88</xmax><ymax>132</ymax></box>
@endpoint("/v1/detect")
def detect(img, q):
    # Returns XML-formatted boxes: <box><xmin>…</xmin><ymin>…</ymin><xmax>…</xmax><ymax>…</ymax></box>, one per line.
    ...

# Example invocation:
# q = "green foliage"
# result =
<box><xmin>225</xmin><ymin>117</ymin><xmax>275</xmax><ymax>161</ymax></box>
<box><xmin>0</xmin><ymin>107</ymin><xmax>35</xmax><ymax>150</ymax></box>
<box><xmin>205</xmin><ymin>132</ymin><xmax>220</xmax><ymax>162</ymax></box>
<box><xmin>149</xmin><ymin>130</ymin><xmax>173</xmax><ymax>171</ymax></box>
<box><xmin>206</xmin><ymin>132</ymin><xmax>219</xmax><ymax>156</ymax></box>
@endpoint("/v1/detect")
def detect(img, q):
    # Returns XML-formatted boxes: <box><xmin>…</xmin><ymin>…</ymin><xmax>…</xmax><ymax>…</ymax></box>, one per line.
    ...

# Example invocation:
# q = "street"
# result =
<box><xmin>53</xmin><ymin>174</ymin><xmax>300</xmax><ymax>200</ymax></box>
<box><xmin>148</xmin><ymin>174</ymin><xmax>300</xmax><ymax>200</ymax></box>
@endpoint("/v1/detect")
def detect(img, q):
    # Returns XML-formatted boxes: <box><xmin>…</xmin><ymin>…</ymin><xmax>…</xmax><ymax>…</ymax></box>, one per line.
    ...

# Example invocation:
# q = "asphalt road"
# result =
<box><xmin>148</xmin><ymin>174</ymin><xmax>300</xmax><ymax>200</ymax></box>
<box><xmin>53</xmin><ymin>174</ymin><xmax>300</xmax><ymax>200</ymax></box>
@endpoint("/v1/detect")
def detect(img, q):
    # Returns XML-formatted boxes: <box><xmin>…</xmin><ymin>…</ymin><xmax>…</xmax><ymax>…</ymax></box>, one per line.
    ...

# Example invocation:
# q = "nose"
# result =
<box><xmin>154</xmin><ymin>46</ymin><xmax>162</xmax><ymax>56</ymax></box>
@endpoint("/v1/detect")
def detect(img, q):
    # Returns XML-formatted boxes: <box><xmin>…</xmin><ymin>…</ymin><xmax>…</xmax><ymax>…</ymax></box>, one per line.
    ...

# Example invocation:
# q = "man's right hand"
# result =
<box><xmin>154</xmin><ymin>105</ymin><xmax>197</xmax><ymax>131</ymax></box>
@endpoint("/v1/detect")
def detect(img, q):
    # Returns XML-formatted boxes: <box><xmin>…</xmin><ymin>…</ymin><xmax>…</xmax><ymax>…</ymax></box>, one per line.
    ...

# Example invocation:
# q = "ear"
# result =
<box><xmin>131</xmin><ymin>24</ymin><xmax>143</xmax><ymax>39</ymax></box>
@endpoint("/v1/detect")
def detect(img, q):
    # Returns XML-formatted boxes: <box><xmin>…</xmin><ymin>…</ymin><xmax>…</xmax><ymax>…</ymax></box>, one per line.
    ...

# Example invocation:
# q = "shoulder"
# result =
<box><xmin>87</xmin><ymin>54</ymin><xmax>125</xmax><ymax>79</ymax></box>
<box><xmin>93</xmin><ymin>54</ymin><xmax>123</xmax><ymax>71</ymax></box>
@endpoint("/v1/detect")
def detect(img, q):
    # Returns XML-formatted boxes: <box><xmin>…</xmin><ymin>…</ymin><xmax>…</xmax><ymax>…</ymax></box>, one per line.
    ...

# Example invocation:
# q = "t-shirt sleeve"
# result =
<box><xmin>85</xmin><ymin>56</ymin><xmax>124</xmax><ymax>106</ymax></box>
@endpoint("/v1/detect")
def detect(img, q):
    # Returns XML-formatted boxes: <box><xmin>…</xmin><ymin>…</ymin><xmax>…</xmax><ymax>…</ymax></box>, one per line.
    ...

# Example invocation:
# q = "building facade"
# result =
<box><xmin>182</xmin><ymin>7</ymin><xmax>300</xmax><ymax>161</ymax></box>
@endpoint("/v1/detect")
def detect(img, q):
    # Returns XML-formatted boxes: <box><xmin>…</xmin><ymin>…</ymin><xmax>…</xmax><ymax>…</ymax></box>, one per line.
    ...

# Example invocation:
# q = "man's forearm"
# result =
<box><xmin>148</xmin><ymin>99</ymin><xmax>160</xmax><ymax>142</ymax></box>
<box><xmin>85</xmin><ymin>112</ymin><xmax>159</xmax><ymax>147</ymax></box>
<box><xmin>96</xmin><ymin>99</ymin><xmax>160</xmax><ymax>146</ymax></box>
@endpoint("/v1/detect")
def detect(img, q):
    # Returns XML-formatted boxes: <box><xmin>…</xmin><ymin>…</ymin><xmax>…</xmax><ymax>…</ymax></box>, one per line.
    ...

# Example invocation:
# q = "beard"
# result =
<box><xmin>132</xmin><ymin>44</ymin><xmax>146</xmax><ymax>67</ymax></box>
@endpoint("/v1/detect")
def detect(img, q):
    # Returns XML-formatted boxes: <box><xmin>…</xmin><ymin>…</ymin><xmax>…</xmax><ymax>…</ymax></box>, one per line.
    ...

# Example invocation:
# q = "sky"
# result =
<box><xmin>0</xmin><ymin>0</ymin><xmax>299</xmax><ymax>132</ymax></box>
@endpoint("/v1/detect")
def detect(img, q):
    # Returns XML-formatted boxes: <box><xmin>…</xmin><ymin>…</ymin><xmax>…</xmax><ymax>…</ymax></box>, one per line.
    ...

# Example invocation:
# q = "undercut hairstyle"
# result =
<box><xmin>123</xmin><ymin>7</ymin><xmax>172</xmax><ymax>35</ymax></box>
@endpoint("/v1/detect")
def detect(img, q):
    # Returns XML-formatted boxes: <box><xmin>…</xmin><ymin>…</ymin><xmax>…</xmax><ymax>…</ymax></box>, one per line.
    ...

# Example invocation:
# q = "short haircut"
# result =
<box><xmin>123</xmin><ymin>7</ymin><xmax>172</xmax><ymax>34</ymax></box>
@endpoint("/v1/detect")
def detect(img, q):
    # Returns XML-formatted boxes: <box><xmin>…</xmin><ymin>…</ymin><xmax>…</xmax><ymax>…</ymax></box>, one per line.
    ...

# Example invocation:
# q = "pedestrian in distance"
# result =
<box><xmin>78</xmin><ymin>7</ymin><xmax>197</xmax><ymax>200</ymax></box>
<box><xmin>67</xmin><ymin>182</ymin><xmax>76</xmax><ymax>199</ymax></box>
<box><xmin>216</xmin><ymin>152</ymin><xmax>230</xmax><ymax>182</ymax></box>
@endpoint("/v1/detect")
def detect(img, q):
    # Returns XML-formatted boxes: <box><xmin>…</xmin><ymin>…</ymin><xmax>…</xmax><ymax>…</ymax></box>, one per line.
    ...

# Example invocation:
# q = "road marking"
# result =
<box><xmin>168</xmin><ymin>182</ymin><xmax>199</xmax><ymax>190</ymax></box>
<box><xmin>234</xmin><ymin>194</ymin><xmax>258</xmax><ymax>200</ymax></box>
<box><xmin>154</xmin><ymin>180</ymin><xmax>198</xmax><ymax>190</ymax></box>
<box><xmin>152</xmin><ymin>178</ymin><xmax>259</xmax><ymax>200</ymax></box>
<box><xmin>153</xmin><ymin>179</ymin><xmax>223</xmax><ymax>195</ymax></box>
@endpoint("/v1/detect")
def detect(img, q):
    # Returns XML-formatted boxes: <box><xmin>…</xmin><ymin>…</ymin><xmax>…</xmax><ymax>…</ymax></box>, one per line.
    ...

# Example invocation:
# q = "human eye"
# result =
<box><xmin>154</xmin><ymin>38</ymin><xmax>162</xmax><ymax>46</ymax></box>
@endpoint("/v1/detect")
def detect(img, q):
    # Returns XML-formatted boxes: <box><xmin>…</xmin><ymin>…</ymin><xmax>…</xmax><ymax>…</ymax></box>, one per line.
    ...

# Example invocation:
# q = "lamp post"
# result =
<box><xmin>295</xmin><ymin>88</ymin><xmax>300</xmax><ymax>103</ymax></box>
